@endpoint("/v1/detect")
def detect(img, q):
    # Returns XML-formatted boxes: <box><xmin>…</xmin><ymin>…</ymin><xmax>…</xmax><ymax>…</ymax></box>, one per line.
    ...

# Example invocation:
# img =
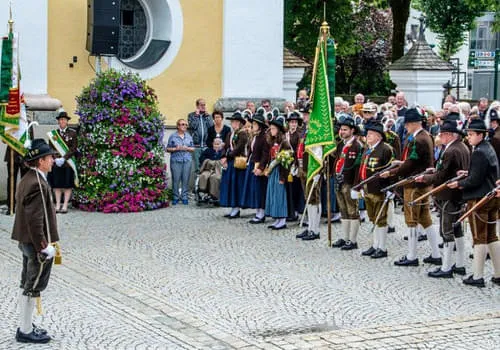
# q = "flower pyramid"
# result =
<box><xmin>74</xmin><ymin>70</ymin><xmax>168</xmax><ymax>212</ymax></box>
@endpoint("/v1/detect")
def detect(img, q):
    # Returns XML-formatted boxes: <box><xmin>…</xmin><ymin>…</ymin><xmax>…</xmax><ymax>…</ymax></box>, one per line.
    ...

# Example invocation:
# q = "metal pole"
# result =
<box><xmin>326</xmin><ymin>157</ymin><xmax>332</xmax><ymax>247</ymax></box>
<box><xmin>494</xmin><ymin>48</ymin><xmax>499</xmax><ymax>100</ymax></box>
<box><xmin>456</xmin><ymin>58</ymin><xmax>460</xmax><ymax>100</ymax></box>
<box><xmin>9</xmin><ymin>149</ymin><xmax>14</xmax><ymax>215</ymax></box>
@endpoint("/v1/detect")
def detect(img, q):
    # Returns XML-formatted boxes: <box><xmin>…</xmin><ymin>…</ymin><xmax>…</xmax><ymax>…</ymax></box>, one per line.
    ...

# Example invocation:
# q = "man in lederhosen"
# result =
<box><xmin>12</xmin><ymin>139</ymin><xmax>60</xmax><ymax>343</ymax></box>
<box><xmin>448</xmin><ymin>119</ymin><xmax>500</xmax><ymax>287</ymax></box>
<box><xmin>330</xmin><ymin>116</ymin><xmax>363</xmax><ymax>250</ymax></box>
<box><xmin>381</xmin><ymin>108</ymin><xmax>441</xmax><ymax>266</ymax></box>
<box><xmin>416</xmin><ymin>120</ymin><xmax>470</xmax><ymax>278</ymax></box>
<box><xmin>358</xmin><ymin>121</ymin><xmax>395</xmax><ymax>258</ymax></box>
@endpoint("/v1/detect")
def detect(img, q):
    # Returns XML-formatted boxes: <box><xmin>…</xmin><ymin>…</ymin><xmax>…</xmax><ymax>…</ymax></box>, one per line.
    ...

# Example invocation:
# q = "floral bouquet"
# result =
<box><xmin>276</xmin><ymin>150</ymin><xmax>294</xmax><ymax>169</ymax></box>
<box><xmin>73</xmin><ymin>69</ymin><xmax>169</xmax><ymax>213</ymax></box>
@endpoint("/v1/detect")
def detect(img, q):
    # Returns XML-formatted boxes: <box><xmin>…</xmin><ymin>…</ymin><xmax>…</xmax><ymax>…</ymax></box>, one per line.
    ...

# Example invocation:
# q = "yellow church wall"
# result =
<box><xmin>47</xmin><ymin>0</ymin><xmax>223</xmax><ymax>125</ymax></box>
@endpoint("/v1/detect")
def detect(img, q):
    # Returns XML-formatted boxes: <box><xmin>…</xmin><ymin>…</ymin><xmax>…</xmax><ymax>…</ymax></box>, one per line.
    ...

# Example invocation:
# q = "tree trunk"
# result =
<box><xmin>389</xmin><ymin>0</ymin><xmax>411</xmax><ymax>62</ymax></box>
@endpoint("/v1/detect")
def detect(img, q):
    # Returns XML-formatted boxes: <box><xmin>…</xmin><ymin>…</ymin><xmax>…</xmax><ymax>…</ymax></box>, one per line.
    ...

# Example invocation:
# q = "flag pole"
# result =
<box><xmin>8</xmin><ymin>1</ymin><xmax>14</xmax><ymax>216</ymax></box>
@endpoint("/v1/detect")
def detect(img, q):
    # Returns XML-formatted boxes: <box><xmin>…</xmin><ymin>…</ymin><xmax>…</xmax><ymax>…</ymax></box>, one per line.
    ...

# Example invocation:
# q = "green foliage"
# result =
<box><xmin>285</xmin><ymin>0</ymin><xmax>394</xmax><ymax>95</ymax></box>
<box><xmin>413</xmin><ymin>0</ymin><xmax>491</xmax><ymax>61</ymax></box>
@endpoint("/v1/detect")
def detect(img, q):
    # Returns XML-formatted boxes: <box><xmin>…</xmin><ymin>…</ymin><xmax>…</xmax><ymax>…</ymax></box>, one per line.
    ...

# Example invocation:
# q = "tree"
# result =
<box><xmin>387</xmin><ymin>0</ymin><xmax>411</xmax><ymax>62</ymax></box>
<box><xmin>413</xmin><ymin>0</ymin><xmax>487</xmax><ymax>61</ymax></box>
<box><xmin>285</xmin><ymin>1</ymin><xmax>394</xmax><ymax>95</ymax></box>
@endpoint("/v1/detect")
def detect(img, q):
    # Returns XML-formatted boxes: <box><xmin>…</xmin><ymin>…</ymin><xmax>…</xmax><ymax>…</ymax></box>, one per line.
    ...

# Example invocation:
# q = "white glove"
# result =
<box><xmin>55</xmin><ymin>158</ymin><xmax>65</xmax><ymax>167</ymax></box>
<box><xmin>350</xmin><ymin>189</ymin><xmax>360</xmax><ymax>200</ymax></box>
<box><xmin>386</xmin><ymin>191</ymin><xmax>395</xmax><ymax>200</ymax></box>
<box><xmin>41</xmin><ymin>245</ymin><xmax>56</xmax><ymax>259</ymax></box>
<box><xmin>313</xmin><ymin>174</ymin><xmax>321</xmax><ymax>184</ymax></box>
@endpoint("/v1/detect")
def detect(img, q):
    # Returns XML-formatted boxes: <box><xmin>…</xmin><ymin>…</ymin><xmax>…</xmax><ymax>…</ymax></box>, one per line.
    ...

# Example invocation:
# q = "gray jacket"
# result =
<box><xmin>188</xmin><ymin>112</ymin><xmax>214</xmax><ymax>147</ymax></box>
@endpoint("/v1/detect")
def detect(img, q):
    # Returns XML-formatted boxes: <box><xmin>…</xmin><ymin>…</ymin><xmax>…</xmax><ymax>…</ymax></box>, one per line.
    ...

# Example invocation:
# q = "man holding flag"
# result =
<box><xmin>296</xmin><ymin>20</ymin><xmax>336</xmax><ymax>243</ymax></box>
<box><xmin>0</xmin><ymin>6</ymin><xmax>33</xmax><ymax>215</ymax></box>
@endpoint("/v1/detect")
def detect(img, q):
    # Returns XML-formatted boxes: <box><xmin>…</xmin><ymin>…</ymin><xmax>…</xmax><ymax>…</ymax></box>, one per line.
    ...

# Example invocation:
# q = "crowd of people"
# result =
<box><xmin>181</xmin><ymin>91</ymin><xmax>500</xmax><ymax>289</ymax></box>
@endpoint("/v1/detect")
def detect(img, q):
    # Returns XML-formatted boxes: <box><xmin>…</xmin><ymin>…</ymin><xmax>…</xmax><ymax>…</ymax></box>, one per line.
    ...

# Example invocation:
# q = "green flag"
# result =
<box><xmin>305</xmin><ymin>43</ymin><xmax>336</xmax><ymax>184</ymax></box>
<box><xmin>0</xmin><ymin>33</ymin><xmax>13</xmax><ymax>103</ymax></box>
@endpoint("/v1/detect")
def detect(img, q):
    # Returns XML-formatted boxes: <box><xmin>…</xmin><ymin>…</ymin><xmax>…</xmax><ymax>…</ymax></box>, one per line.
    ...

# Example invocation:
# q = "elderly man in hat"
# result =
<box><xmin>357</xmin><ymin>121</ymin><xmax>395</xmax><ymax>258</ymax></box>
<box><xmin>415</xmin><ymin>120</ymin><xmax>470</xmax><ymax>278</ymax></box>
<box><xmin>381</xmin><ymin>108</ymin><xmax>442</xmax><ymax>266</ymax></box>
<box><xmin>47</xmin><ymin>111</ymin><xmax>78</xmax><ymax>214</ymax></box>
<box><xmin>12</xmin><ymin>138</ymin><xmax>60</xmax><ymax>343</ymax></box>
<box><xmin>330</xmin><ymin>116</ymin><xmax>363</xmax><ymax>250</ymax></box>
<box><xmin>489</xmin><ymin>109</ymin><xmax>500</xmax><ymax>163</ymax></box>
<box><xmin>448</xmin><ymin>119</ymin><xmax>500</xmax><ymax>287</ymax></box>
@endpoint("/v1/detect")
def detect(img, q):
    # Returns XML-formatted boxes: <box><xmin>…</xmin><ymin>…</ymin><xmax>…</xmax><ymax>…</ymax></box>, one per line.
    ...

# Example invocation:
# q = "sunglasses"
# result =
<box><xmin>178</xmin><ymin>123</ymin><xmax>188</xmax><ymax>126</ymax></box>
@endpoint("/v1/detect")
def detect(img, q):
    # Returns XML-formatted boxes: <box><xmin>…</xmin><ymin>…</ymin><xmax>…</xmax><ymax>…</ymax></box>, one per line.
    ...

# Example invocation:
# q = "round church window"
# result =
<box><xmin>112</xmin><ymin>0</ymin><xmax>183</xmax><ymax>79</ymax></box>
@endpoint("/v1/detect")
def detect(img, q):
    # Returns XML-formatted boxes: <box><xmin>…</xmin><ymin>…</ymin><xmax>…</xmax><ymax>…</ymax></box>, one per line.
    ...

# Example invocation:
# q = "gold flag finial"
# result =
<box><xmin>8</xmin><ymin>1</ymin><xmax>14</xmax><ymax>33</ymax></box>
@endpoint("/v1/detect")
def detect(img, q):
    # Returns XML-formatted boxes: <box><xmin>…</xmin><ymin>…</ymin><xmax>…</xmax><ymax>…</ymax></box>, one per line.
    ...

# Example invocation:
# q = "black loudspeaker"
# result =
<box><xmin>86</xmin><ymin>0</ymin><xmax>121</xmax><ymax>55</ymax></box>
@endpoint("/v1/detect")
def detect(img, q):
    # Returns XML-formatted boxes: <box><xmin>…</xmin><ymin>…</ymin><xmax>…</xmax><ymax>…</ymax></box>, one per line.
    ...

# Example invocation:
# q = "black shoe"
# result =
<box><xmin>403</xmin><ymin>236</ymin><xmax>408</xmax><ymax>240</ymax></box>
<box><xmin>362</xmin><ymin>247</ymin><xmax>376</xmax><ymax>256</ymax></box>
<box><xmin>15</xmin><ymin>328</ymin><xmax>51</xmax><ymax>344</ymax></box>
<box><xmin>296</xmin><ymin>230</ymin><xmax>309</xmax><ymax>239</ymax></box>
<box><xmin>301</xmin><ymin>222</ymin><xmax>309</xmax><ymax>227</ymax></box>
<box><xmin>331</xmin><ymin>239</ymin><xmax>346</xmax><ymax>248</ymax></box>
<box><xmin>387</xmin><ymin>227</ymin><xmax>395</xmax><ymax>233</ymax></box>
<box><xmin>249</xmin><ymin>217</ymin><xmax>265</xmax><ymax>224</ymax></box>
<box><xmin>267</xmin><ymin>224</ymin><xmax>276</xmax><ymax>229</ymax></box>
<box><xmin>417</xmin><ymin>234</ymin><xmax>428</xmax><ymax>241</ymax></box>
<box><xmin>491</xmin><ymin>277</ymin><xmax>500</xmax><ymax>286</ymax></box>
<box><xmin>228</xmin><ymin>211</ymin><xmax>240</xmax><ymax>219</ymax></box>
<box><xmin>394</xmin><ymin>256</ymin><xmax>419</xmax><ymax>266</ymax></box>
<box><xmin>32</xmin><ymin>324</ymin><xmax>47</xmax><ymax>336</ymax></box>
<box><xmin>340</xmin><ymin>241</ymin><xmax>358</xmax><ymax>250</ymax></box>
<box><xmin>371</xmin><ymin>249</ymin><xmax>388</xmax><ymax>259</ymax></box>
<box><xmin>452</xmin><ymin>264</ymin><xmax>466</xmax><ymax>276</ymax></box>
<box><xmin>272</xmin><ymin>224</ymin><xmax>287</xmax><ymax>230</ymax></box>
<box><xmin>423</xmin><ymin>255</ymin><xmax>442</xmax><ymax>265</ymax></box>
<box><xmin>428</xmin><ymin>268</ymin><xmax>453</xmax><ymax>278</ymax></box>
<box><xmin>463</xmin><ymin>275</ymin><xmax>485</xmax><ymax>288</ymax></box>
<box><xmin>302</xmin><ymin>232</ymin><xmax>320</xmax><ymax>241</ymax></box>
<box><xmin>286</xmin><ymin>216</ymin><xmax>298</xmax><ymax>222</ymax></box>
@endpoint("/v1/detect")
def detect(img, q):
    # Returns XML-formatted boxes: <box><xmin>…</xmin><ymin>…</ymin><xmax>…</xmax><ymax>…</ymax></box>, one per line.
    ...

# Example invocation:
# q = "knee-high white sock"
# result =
<box><xmin>277</xmin><ymin>218</ymin><xmax>287</xmax><ymax>227</ymax></box>
<box><xmin>230</xmin><ymin>207</ymin><xmax>239</xmax><ymax>216</ymax></box>
<box><xmin>425</xmin><ymin>226</ymin><xmax>441</xmax><ymax>259</ymax></box>
<box><xmin>387</xmin><ymin>200</ymin><xmax>394</xmax><ymax>227</ymax></box>
<box><xmin>455</xmin><ymin>236</ymin><xmax>465</xmax><ymax>268</ymax></box>
<box><xmin>256</xmin><ymin>209</ymin><xmax>265</xmax><ymax>219</ymax></box>
<box><xmin>487</xmin><ymin>241</ymin><xmax>500</xmax><ymax>278</ymax></box>
<box><xmin>378</xmin><ymin>226</ymin><xmax>388</xmax><ymax>251</ymax></box>
<box><xmin>19</xmin><ymin>294</ymin><xmax>34</xmax><ymax>334</ymax></box>
<box><xmin>473</xmin><ymin>244</ymin><xmax>487</xmax><ymax>279</ymax></box>
<box><xmin>408</xmin><ymin>227</ymin><xmax>417</xmax><ymax>260</ymax></box>
<box><xmin>341</xmin><ymin>219</ymin><xmax>350</xmax><ymax>240</ymax></box>
<box><xmin>372</xmin><ymin>226</ymin><xmax>379</xmax><ymax>249</ymax></box>
<box><xmin>308</xmin><ymin>204</ymin><xmax>319</xmax><ymax>233</ymax></box>
<box><xmin>350</xmin><ymin>219</ymin><xmax>360</xmax><ymax>243</ymax></box>
<box><xmin>441</xmin><ymin>242</ymin><xmax>454</xmax><ymax>272</ymax></box>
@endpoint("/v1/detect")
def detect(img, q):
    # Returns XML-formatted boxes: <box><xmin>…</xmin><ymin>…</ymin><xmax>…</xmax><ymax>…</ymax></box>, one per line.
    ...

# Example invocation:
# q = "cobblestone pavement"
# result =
<box><xmin>0</xmin><ymin>203</ymin><xmax>499</xmax><ymax>349</ymax></box>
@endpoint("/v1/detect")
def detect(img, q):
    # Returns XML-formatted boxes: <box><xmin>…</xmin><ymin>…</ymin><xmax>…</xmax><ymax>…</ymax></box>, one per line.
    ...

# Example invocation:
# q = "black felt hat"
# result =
<box><xmin>440</xmin><ymin>120</ymin><xmax>460</xmax><ymax>134</ymax></box>
<box><xmin>404</xmin><ymin>108</ymin><xmax>423</xmax><ymax>123</ymax></box>
<box><xmin>464</xmin><ymin>119</ymin><xmax>487</xmax><ymax>133</ymax></box>
<box><xmin>24</xmin><ymin>138</ymin><xmax>57</xmax><ymax>162</ymax></box>
<box><xmin>286</xmin><ymin>111</ymin><xmax>303</xmax><ymax>125</ymax></box>
<box><xmin>252</xmin><ymin>112</ymin><xmax>267</xmax><ymax>127</ymax></box>
<box><xmin>56</xmin><ymin>111</ymin><xmax>71</xmax><ymax>120</ymax></box>
<box><xmin>269</xmin><ymin>115</ymin><xmax>286</xmax><ymax>132</ymax></box>
<box><xmin>228</xmin><ymin>110</ymin><xmax>246</xmax><ymax>124</ymax></box>
<box><xmin>364</xmin><ymin>121</ymin><xmax>386</xmax><ymax>141</ymax></box>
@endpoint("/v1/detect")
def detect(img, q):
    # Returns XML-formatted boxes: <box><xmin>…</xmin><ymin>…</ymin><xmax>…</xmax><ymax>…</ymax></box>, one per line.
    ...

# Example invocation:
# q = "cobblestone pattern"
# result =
<box><xmin>0</xmin><ymin>204</ymin><xmax>499</xmax><ymax>349</ymax></box>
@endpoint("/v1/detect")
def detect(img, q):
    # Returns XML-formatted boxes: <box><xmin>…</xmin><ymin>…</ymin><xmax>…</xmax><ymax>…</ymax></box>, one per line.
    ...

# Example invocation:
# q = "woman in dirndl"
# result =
<box><xmin>219</xmin><ymin>111</ymin><xmax>249</xmax><ymax>218</ymax></box>
<box><xmin>47</xmin><ymin>111</ymin><xmax>78</xmax><ymax>213</ymax></box>
<box><xmin>265</xmin><ymin>115</ymin><xmax>291</xmax><ymax>230</ymax></box>
<box><xmin>285</xmin><ymin>110</ymin><xmax>305</xmax><ymax>221</ymax></box>
<box><xmin>241</xmin><ymin>110</ymin><xmax>270</xmax><ymax>223</ymax></box>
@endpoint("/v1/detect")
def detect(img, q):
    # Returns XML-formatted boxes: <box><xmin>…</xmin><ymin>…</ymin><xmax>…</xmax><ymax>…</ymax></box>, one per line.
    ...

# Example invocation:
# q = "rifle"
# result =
<box><xmin>408</xmin><ymin>173</ymin><xmax>467</xmax><ymax>206</ymax></box>
<box><xmin>380</xmin><ymin>168</ymin><xmax>435</xmax><ymax>192</ymax></box>
<box><xmin>352</xmin><ymin>162</ymin><xmax>399</xmax><ymax>191</ymax></box>
<box><xmin>454</xmin><ymin>186</ymin><xmax>500</xmax><ymax>225</ymax></box>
